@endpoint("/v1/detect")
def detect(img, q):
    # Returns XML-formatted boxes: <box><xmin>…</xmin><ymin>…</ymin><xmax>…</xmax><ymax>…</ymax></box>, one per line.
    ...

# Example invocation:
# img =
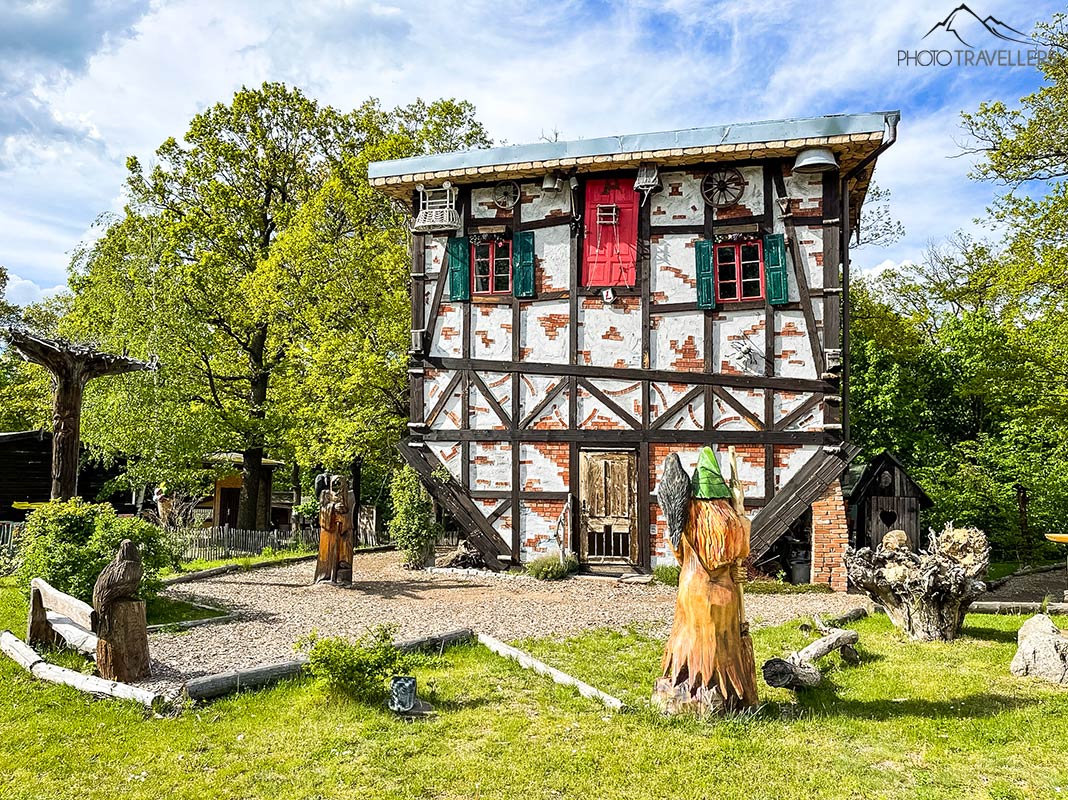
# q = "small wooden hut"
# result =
<box><xmin>845</xmin><ymin>452</ymin><xmax>932</xmax><ymax>551</ymax></box>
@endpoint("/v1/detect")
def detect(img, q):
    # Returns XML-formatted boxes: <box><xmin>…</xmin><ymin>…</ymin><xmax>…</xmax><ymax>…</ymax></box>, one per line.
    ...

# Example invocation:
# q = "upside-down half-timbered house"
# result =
<box><xmin>369</xmin><ymin>110</ymin><xmax>900</xmax><ymax>589</ymax></box>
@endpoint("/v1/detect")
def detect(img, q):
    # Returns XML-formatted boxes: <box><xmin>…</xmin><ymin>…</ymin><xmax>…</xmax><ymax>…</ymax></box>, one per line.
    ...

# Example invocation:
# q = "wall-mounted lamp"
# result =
<box><xmin>542</xmin><ymin>171</ymin><xmax>564</xmax><ymax>192</ymax></box>
<box><xmin>792</xmin><ymin>147</ymin><xmax>839</xmax><ymax>174</ymax></box>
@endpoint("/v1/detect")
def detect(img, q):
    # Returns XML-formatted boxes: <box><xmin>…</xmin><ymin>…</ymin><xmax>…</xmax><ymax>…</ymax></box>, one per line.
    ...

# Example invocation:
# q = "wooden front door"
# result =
<box><xmin>579</xmin><ymin>450</ymin><xmax>638</xmax><ymax>565</ymax></box>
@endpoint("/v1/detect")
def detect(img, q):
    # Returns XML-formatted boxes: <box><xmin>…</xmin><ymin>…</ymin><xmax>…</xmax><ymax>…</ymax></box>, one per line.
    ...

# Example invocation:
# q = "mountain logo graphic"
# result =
<box><xmin>923</xmin><ymin>4</ymin><xmax>1033</xmax><ymax>47</ymax></box>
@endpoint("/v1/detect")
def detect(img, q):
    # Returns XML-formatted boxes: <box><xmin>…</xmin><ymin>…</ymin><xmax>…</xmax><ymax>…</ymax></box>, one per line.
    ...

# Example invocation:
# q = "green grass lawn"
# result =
<box><xmin>160</xmin><ymin>548</ymin><xmax>316</xmax><ymax>578</ymax></box>
<box><xmin>0</xmin><ymin>576</ymin><xmax>1067</xmax><ymax>799</ymax></box>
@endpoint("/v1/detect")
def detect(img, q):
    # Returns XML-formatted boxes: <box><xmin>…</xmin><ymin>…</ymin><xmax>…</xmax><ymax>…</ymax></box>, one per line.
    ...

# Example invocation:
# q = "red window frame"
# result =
<box><xmin>471</xmin><ymin>238</ymin><xmax>512</xmax><ymax>295</ymax></box>
<box><xmin>714</xmin><ymin>240</ymin><xmax>765</xmax><ymax>303</ymax></box>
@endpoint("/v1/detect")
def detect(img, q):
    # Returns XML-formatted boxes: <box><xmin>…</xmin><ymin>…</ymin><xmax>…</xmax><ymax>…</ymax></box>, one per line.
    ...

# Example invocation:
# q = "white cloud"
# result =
<box><xmin>0</xmin><ymin>0</ymin><xmax>1063</xmax><ymax>292</ymax></box>
<box><xmin>4</xmin><ymin>273</ymin><xmax>67</xmax><ymax>307</ymax></box>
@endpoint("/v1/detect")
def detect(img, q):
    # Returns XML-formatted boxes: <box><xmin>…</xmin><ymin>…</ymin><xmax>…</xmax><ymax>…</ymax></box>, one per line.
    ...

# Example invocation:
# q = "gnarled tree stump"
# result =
<box><xmin>844</xmin><ymin>524</ymin><xmax>989</xmax><ymax>642</ymax></box>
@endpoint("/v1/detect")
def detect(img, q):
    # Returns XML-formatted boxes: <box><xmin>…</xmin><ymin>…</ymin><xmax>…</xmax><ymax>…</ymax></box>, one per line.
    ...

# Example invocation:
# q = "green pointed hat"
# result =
<box><xmin>692</xmin><ymin>447</ymin><xmax>732</xmax><ymax>500</ymax></box>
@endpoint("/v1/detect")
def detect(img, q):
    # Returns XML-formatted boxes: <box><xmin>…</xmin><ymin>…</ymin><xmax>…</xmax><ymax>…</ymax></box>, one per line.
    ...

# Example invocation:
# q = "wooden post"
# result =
<box><xmin>26</xmin><ymin>586</ymin><xmax>51</xmax><ymax>647</ymax></box>
<box><xmin>3</xmin><ymin>328</ymin><xmax>155</xmax><ymax>500</ymax></box>
<box><xmin>96</xmin><ymin>600</ymin><xmax>150</xmax><ymax>682</ymax></box>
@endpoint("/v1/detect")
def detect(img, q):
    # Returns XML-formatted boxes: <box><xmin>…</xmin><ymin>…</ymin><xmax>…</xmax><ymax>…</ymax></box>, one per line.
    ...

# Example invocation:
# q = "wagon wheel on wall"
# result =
<box><xmin>494</xmin><ymin>181</ymin><xmax>521</xmax><ymax>209</ymax></box>
<box><xmin>701</xmin><ymin>168</ymin><xmax>746</xmax><ymax>208</ymax></box>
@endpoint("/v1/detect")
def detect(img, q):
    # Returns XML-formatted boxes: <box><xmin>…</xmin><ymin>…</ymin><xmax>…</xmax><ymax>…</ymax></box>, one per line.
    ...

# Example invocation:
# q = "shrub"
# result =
<box><xmin>388</xmin><ymin>465</ymin><xmax>442</xmax><ymax>569</ymax></box>
<box><xmin>526</xmin><ymin>553</ymin><xmax>579</xmax><ymax>580</ymax></box>
<box><xmin>299</xmin><ymin>625</ymin><xmax>412</xmax><ymax>698</ymax></box>
<box><xmin>653</xmin><ymin>564</ymin><xmax>680</xmax><ymax>586</ymax></box>
<box><xmin>16</xmin><ymin>499</ymin><xmax>174</xmax><ymax>603</ymax></box>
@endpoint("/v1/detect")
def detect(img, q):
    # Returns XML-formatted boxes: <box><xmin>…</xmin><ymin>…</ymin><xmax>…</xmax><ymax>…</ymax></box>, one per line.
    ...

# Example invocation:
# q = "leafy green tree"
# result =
<box><xmin>65</xmin><ymin>85</ymin><xmax>489</xmax><ymax>524</ymax></box>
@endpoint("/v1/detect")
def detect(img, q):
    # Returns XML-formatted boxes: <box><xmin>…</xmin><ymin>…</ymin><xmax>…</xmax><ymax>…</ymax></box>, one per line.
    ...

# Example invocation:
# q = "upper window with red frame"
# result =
<box><xmin>472</xmin><ymin>238</ymin><xmax>512</xmax><ymax>295</ymax></box>
<box><xmin>714</xmin><ymin>240</ymin><xmax>765</xmax><ymax>302</ymax></box>
<box><xmin>582</xmin><ymin>178</ymin><xmax>638</xmax><ymax>287</ymax></box>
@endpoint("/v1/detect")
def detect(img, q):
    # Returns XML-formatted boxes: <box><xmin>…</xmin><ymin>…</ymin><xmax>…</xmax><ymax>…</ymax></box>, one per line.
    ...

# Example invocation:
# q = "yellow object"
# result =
<box><xmin>1044</xmin><ymin>533</ymin><xmax>1068</xmax><ymax>544</ymax></box>
<box><xmin>12</xmin><ymin>501</ymin><xmax>48</xmax><ymax>511</ymax></box>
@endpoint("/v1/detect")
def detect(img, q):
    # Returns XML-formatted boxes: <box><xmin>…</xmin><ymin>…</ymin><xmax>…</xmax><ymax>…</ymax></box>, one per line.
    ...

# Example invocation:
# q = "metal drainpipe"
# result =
<box><xmin>839</xmin><ymin>112</ymin><xmax>900</xmax><ymax>441</ymax></box>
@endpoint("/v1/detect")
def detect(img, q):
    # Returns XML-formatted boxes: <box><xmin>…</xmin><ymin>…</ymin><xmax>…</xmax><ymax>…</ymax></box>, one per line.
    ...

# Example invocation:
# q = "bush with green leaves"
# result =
<box><xmin>16</xmin><ymin>499</ymin><xmax>174</xmax><ymax>602</ymax></box>
<box><xmin>388</xmin><ymin>465</ymin><xmax>441</xmax><ymax>568</ymax></box>
<box><xmin>299</xmin><ymin>625</ymin><xmax>413</xmax><ymax>698</ymax></box>
<box><xmin>653</xmin><ymin>564</ymin><xmax>680</xmax><ymax>586</ymax></box>
<box><xmin>526</xmin><ymin>553</ymin><xmax>579</xmax><ymax>580</ymax></box>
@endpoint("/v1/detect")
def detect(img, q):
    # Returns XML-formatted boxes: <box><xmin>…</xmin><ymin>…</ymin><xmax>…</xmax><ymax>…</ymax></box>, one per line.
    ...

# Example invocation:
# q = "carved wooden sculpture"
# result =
<box><xmin>4</xmin><ymin>327</ymin><xmax>156</xmax><ymax>500</ymax></box>
<box><xmin>313</xmin><ymin>473</ymin><xmax>355</xmax><ymax>585</ymax></box>
<box><xmin>844</xmin><ymin>524</ymin><xmax>990</xmax><ymax>642</ymax></box>
<box><xmin>652</xmin><ymin>447</ymin><xmax>758</xmax><ymax>714</ymax></box>
<box><xmin>93</xmin><ymin>539</ymin><xmax>151</xmax><ymax>682</ymax></box>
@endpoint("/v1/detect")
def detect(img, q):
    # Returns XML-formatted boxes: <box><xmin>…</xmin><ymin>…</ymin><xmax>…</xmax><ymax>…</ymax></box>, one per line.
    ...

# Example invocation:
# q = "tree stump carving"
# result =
<box><xmin>313</xmin><ymin>473</ymin><xmax>355</xmax><ymax>585</ymax></box>
<box><xmin>93</xmin><ymin>540</ymin><xmax>151</xmax><ymax>682</ymax></box>
<box><xmin>651</xmin><ymin>447</ymin><xmax>758</xmax><ymax>715</ymax></box>
<box><xmin>844</xmin><ymin>524</ymin><xmax>989</xmax><ymax>642</ymax></box>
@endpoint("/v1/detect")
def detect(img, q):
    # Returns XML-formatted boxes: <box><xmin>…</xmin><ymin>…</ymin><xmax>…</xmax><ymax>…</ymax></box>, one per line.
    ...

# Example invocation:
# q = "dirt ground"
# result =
<box><xmin>987</xmin><ymin>565</ymin><xmax>1068</xmax><ymax>602</ymax></box>
<box><xmin>146</xmin><ymin>550</ymin><xmax>866</xmax><ymax>691</ymax></box>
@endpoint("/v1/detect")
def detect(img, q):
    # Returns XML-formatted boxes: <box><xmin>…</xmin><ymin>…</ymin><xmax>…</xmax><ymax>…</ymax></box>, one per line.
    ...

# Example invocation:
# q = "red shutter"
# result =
<box><xmin>582</xmin><ymin>178</ymin><xmax>638</xmax><ymax>286</ymax></box>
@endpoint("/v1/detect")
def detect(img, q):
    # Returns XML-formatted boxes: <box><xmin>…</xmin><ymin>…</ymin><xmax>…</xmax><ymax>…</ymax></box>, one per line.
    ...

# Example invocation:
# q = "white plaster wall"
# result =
<box><xmin>436</xmin><ymin>388</ymin><xmax>463</xmax><ymax>430</ymax></box>
<box><xmin>658</xmin><ymin>392</ymin><xmax>704</xmax><ymax>431</ymax></box>
<box><xmin>481</xmin><ymin>371</ymin><xmax>512</xmax><ymax>411</ymax></box>
<box><xmin>469</xmin><ymin>441</ymin><xmax>512</xmax><ymax>492</ymax></box>
<box><xmin>775</xmin><ymin>310</ymin><xmax>815</xmax><ymax>379</ymax></box>
<box><xmin>535</xmin><ymin>224</ymin><xmax>570</xmax><ymax>292</ymax></box>
<box><xmin>578</xmin><ymin>302</ymin><xmax>643</xmax><ymax>368</ymax></box>
<box><xmin>521</xmin><ymin>300</ymin><xmax>570</xmax><ymax>365</ymax></box>
<box><xmin>713</xmin><ymin>165</ymin><xmax>764</xmax><ymax>220</ymax></box>
<box><xmin>577</xmin><ymin>386</ymin><xmax>630</xmax><ymax>430</ymax></box>
<box><xmin>469</xmin><ymin>382</ymin><xmax>506</xmax><ymax>431</ymax></box>
<box><xmin>796</xmin><ymin>225</ymin><xmax>825</xmax><ymax>291</ymax></box>
<box><xmin>587</xmin><ymin>378</ymin><xmax>642</xmax><ymax>422</ymax></box>
<box><xmin>773</xmin><ymin>390</ymin><xmax>811</xmax><ymax>422</ymax></box>
<box><xmin>712</xmin><ymin>388</ymin><xmax>763</xmax><ymax>431</ymax></box>
<box><xmin>784</xmin><ymin>170</ymin><xmax>823</xmax><ymax>214</ymax></box>
<box><xmin>427</xmin><ymin>441</ymin><xmax>462</xmax><ymax>481</ymax></box>
<box><xmin>423</xmin><ymin>369</ymin><xmax>456</xmax><ymax>426</ymax></box>
<box><xmin>519</xmin><ymin>502</ymin><xmax>559</xmax><ymax>561</ymax></box>
<box><xmin>650</xmin><ymin>233</ymin><xmax>699</xmax><ymax>304</ymax></box>
<box><xmin>649</xmin><ymin>381</ymin><xmax>699</xmax><ymax>423</ymax></box>
<box><xmin>429</xmin><ymin>301</ymin><xmax>463</xmax><ymax>358</ymax></box>
<box><xmin>775</xmin><ymin>445</ymin><xmax>819</xmax><ymax>490</ymax></box>
<box><xmin>649</xmin><ymin>171</ymin><xmax>703</xmax><ymax>226</ymax></box>
<box><xmin>521</xmin><ymin>181</ymin><xmax>573</xmax><ymax>219</ymax></box>
<box><xmin>519</xmin><ymin>374</ymin><xmax>566</xmax><ymax>421</ymax></box>
<box><xmin>471</xmin><ymin>303</ymin><xmax>512</xmax><ymax>361</ymax></box>
<box><xmin>650</xmin><ymin>312</ymin><xmax>704</xmax><ymax>373</ymax></box>
<box><xmin>519</xmin><ymin>443</ymin><xmax>567</xmax><ymax>492</ymax></box>
<box><xmin>470</xmin><ymin>186</ymin><xmax>514</xmax><ymax>219</ymax></box>
<box><xmin>714</xmin><ymin>310</ymin><xmax>767</xmax><ymax>376</ymax></box>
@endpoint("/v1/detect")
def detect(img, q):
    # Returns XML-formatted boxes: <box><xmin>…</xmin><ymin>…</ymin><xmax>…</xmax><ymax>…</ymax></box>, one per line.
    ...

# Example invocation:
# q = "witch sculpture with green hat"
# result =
<box><xmin>652</xmin><ymin>445</ymin><xmax>759</xmax><ymax>714</ymax></box>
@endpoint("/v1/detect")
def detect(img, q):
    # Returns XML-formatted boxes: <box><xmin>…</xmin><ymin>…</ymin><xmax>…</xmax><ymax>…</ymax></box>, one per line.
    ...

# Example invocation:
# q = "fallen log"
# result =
<box><xmin>477</xmin><ymin>632</ymin><xmax>624</xmax><ymax>711</ymax></box>
<box><xmin>45</xmin><ymin>612</ymin><xmax>98</xmax><ymax>656</ymax></box>
<box><xmin>394</xmin><ymin>628</ymin><xmax>473</xmax><ymax>653</ymax></box>
<box><xmin>1</xmin><ymin>630</ymin><xmax>164</xmax><ymax>710</ymax></box>
<box><xmin>762</xmin><ymin>616</ymin><xmax>860</xmax><ymax>690</ymax></box>
<box><xmin>185</xmin><ymin>658</ymin><xmax>309</xmax><ymax>701</ymax></box>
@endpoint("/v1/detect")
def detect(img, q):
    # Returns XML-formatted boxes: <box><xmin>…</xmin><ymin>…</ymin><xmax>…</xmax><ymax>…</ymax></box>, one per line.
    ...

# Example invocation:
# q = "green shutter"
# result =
<box><xmin>764</xmin><ymin>232</ymin><xmax>789</xmax><ymax>305</ymax></box>
<box><xmin>446</xmin><ymin>236</ymin><xmax>470</xmax><ymax>301</ymax></box>
<box><xmin>513</xmin><ymin>231</ymin><xmax>535</xmax><ymax>298</ymax></box>
<box><xmin>695</xmin><ymin>239</ymin><xmax>715</xmax><ymax>310</ymax></box>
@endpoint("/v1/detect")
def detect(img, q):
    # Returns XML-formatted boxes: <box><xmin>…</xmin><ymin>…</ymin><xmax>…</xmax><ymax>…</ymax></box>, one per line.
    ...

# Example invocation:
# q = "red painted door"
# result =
<box><xmin>582</xmin><ymin>178</ymin><xmax>638</xmax><ymax>286</ymax></box>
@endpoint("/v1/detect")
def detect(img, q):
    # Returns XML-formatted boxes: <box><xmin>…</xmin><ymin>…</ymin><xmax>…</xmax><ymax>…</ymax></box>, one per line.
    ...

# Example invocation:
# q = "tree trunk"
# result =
<box><xmin>238</xmin><ymin>447</ymin><xmax>263</xmax><ymax>530</ymax></box>
<box><xmin>845</xmin><ymin>524</ymin><xmax>989</xmax><ymax>642</ymax></box>
<box><xmin>51</xmin><ymin>372</ymin><xmax>86</xmax><ymax>500</ymax></box>
<box><xmin>256</xmin><ymin>463</ymin><xmax>271</xmax><ymax>530</ymax></box>
<box><xmin>95</xmin><ymin>599</ymin><xmax>150</xmax><ymax>683</ymax></box>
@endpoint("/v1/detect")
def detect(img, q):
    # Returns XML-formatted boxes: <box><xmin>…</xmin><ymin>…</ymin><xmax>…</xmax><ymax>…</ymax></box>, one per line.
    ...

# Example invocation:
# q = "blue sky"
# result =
<box><xmin>0</xmin><ymin>0</ymin><xmax>1059</xmax><ymax>305</ymax></box>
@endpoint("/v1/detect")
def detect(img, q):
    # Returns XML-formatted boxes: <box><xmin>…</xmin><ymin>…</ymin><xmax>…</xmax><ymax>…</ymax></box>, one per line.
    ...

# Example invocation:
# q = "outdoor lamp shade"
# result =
<box><xmin>792</xmin><ymin>147</ymin><xmax>838</xmax><ymax>173</ymax></box>
<box><xmin>542</xmin><ymin>172</ymin><xmax>562</xmax><ymax>191</ymax></box>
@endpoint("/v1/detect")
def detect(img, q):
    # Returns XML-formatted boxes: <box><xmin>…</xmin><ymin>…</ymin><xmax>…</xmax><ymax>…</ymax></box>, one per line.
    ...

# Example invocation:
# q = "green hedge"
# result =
<box><xmin>16</xmin><ymin>499</ymin><xmax>173</xmax><ymax>603</ymax></box>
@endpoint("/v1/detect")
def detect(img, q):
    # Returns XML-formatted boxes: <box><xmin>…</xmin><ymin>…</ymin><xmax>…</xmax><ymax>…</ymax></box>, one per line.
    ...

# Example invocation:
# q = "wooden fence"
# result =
<box><xmin>0</xmin><ymin>522</ymin><xmax>20</xmax><ymax>558</ymax></box>
<box><xmin>169</xmin><ymin>526</ymin><xmax>320</xmax><ymax>563</ymax></box>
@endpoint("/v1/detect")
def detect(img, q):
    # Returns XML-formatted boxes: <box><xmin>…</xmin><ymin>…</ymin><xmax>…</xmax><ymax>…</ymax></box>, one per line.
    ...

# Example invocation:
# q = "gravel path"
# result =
<box><xmin>987</xmin><ymin>567</ymin><xmax>1068</xmax><ymax>602</ymax></box>
<box><xmin>145</xmin><ymin>551</ymin><xmax>866</xmax><ymax>691</ymax></box>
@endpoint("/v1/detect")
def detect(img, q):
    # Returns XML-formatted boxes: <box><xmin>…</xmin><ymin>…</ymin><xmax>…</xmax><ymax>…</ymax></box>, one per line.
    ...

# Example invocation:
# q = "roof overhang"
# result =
<box><xmin>369</xmin><ymin>111</ymin><xmax>900</xmax><ymax>229</ymax></box>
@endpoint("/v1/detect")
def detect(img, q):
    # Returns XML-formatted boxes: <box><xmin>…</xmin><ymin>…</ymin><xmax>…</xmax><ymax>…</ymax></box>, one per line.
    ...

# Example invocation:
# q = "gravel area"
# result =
<box><xmin>145</xmin><ymin>550</ymin><xmax>866</xmax><ymax>691</ymax></box>
<box><xmin>987</xmin><ymin>566</ymin><xmax>1068</xmax><ymax>603</ymax></box>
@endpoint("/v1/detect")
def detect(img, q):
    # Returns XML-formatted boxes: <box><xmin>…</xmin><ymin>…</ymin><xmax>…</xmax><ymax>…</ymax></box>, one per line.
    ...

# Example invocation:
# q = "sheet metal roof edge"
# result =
<box><xmin>368</xmin><ymin>111</ymin><xmax>899</xmax><ymax>179</ymax></box>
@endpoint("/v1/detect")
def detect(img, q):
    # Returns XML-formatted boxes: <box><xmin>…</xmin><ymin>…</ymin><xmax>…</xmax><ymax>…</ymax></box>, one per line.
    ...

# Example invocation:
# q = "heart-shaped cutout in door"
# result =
<box><xmin>879</xmin><ymin>509</ymin><xmax>898</xmax><ymax>528</ymax></box>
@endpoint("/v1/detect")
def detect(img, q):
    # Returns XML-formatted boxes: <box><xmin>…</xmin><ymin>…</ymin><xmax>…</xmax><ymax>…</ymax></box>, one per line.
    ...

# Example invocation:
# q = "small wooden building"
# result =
<box><xmin>845</xmin><ymin>452</ymin><xmax>932</xmax><ymax>551</ymax></box>
<box><xmin>0</xmin><ymin>430</ymin><xmax>140</xmax><ymax>520</ymax></box>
